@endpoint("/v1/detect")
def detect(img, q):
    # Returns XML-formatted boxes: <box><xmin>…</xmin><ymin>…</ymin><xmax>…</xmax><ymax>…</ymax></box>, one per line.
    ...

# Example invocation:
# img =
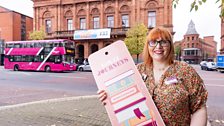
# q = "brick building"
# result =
<box><xmin>0</xmin><ymin>6</ymin><xmax>33</xmax><ymax>65</ymax></box>
<box><xmin>0</xmin><ymin>6</ymin><xmax>33</xmax><ymax>41</ymax></box>
<box><xmin>175</xmin><ymin>20</ymin><xmax>217</xmax><ymax>64</ymax></box>
<box><xmin>32</xmin><ymin>0</ymin><xmax>173</xmax><ymax>62</ymax></box>
<box><xmin>221</xmin><ymin>18</ymin><xmax>224</xmax><ymax>53</ymax></box>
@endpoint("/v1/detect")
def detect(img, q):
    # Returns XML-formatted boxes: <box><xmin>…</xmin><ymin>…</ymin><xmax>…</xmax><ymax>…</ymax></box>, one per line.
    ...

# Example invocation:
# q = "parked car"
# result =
<box><xmin>78</xmin><ymin>63</ymin><xmax>91</xmax><ymax>71</ymax></box>
<box><xmin>200</xmin><ymin>61</ymin><xmax>216</xmax><ymax>71</ymax></box>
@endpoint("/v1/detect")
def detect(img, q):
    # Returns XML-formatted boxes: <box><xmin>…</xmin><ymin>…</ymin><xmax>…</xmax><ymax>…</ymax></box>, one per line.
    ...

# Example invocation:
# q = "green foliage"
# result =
<box><xmin>172</xmin><ymin>0</ymin><xmax>224</xmax><ymax>18</ymax></box>
<box><xmin>174</xmin><ymin>45</ymin><xmax>181</xmax><ymax>55</ymax></box>
<box><xmin>29</xmin><ymin>27</ymin><xmax>46</xmax><ymax>40</ymax></box>
<box><xmin>174</xmin><ymin>45</ymin><xmax>181</xmax><ymax>60</ymax></box>
<box><xmin>124</xmin><ymin>23</ymin><xmax>148</xmax><ymax>63</ymax></box>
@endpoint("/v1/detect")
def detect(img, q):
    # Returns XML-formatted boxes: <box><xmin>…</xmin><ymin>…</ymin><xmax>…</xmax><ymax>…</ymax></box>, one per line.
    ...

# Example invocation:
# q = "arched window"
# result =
<box><xmin>119</xmin><ymin>5</ymin><xmax>130</xmax><ymax>27</ymax></box>
<box><xmin>104</xmin><ymin>6</ymin><xmax>115</xmax><ymax>27</ymax></box>
<box><xmin>64</xmin><ymin>10</ymin><xmax>73</xmax><ymax>30</ymax></box>
<box><xmin>145</xmin><ymin>1</ymin><xmax>158</xmax><ymax>28</ymax></box>
<box><xmin>77</xmin><ymin>9</ymin><xmax>86</xmax><ymax>30</ymax></box>
<box><xmin>91</xmin><ymin>8</ymin><xmax>100</xmax><ymax>29</ymax></box>
<box><xmin>43</xmin><ymin>11</ymin><xmax>52</xmax><ymax>33</ymax></box>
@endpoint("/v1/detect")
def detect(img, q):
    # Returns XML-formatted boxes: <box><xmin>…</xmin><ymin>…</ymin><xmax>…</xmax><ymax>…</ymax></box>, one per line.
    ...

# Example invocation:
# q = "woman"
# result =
<box><xmin>98</xmin><ymin>27</ymin><xmax>208</xmax><ymax>126</ymax></box>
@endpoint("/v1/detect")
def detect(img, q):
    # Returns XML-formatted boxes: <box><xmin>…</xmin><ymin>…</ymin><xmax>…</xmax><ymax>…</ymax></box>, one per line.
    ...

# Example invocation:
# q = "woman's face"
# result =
<box><xmin>148</xmin><ymin>37</ymin><xmax>170</xmax><ymax>63</ymax></box>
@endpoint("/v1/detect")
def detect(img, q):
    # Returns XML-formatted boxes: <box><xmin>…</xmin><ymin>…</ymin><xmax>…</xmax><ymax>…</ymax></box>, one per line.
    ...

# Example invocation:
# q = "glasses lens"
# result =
<box><xmin>161</xmin><ymin>40</ymin><xmax>169</xmax><ymax>46</ymax></box>
<box><xmin>149</xmin><ymin>41</ymin><xmax>156</xmax><ymax>47</ymax></box>
<box><xmin>148</xmin><ymin>40</ymin><xmax>169</xmax><ymax>47</ymax></box>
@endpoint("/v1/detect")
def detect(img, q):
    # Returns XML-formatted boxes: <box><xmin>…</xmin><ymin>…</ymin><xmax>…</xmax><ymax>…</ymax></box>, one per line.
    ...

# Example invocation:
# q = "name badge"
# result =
<box><xmin>165</xmin><ymin>76</ymin><xmax>178</xmax><ymax>85</ymax></box>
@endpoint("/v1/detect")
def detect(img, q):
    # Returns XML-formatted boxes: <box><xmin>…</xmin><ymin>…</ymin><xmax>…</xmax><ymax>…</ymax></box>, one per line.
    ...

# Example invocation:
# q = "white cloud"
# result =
<box><xmin>173</xmin><ymin>0</ymin><xmax>221</xmax><ymax>51</ymax></box>
<box><xmin>0</xmin><ymin>0</ymin><xmax>33</xmax><ymax>17</ymax></box>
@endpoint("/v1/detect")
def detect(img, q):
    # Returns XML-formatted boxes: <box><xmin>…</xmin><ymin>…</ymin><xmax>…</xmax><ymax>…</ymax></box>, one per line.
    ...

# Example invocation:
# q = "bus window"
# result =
<box><xmin>6</xmin><ymin>43</ymin><xmax>14</xmax><ymax>48</ymax></box>
<box><xmin>21</xmin><ymin>56</ymin><xmax>26</xmax><ymax>62</ymax></box>
<box><xmin>41</xmin><ymin>55</ymin><xmax>44</xmax><ymax>60</ymax></box>
<box><xmin>9</xmin><ymin>56</ymin><xmax>13</xmax><ymax>62</ymax></box>
<box><xmin>21</xmin><ymin>43</ymin><xmax>25</xmax><ymax>48</ymax></box>
<box><xmin>26</xmin><ymin>43</ymin><xmax>31</xmax><ymax>48</ymax></box>
<box><xmin>54</xmin><ymin>43</ymin><xmax>59</xmax><ymax>47</ymax></box>
<box><xmin>14</xmin><ymin>43</ymin><xmax>21</xmax><ymax>48</ymax></box>
<box><xmin>34</xmin><ymin>56</ymin><xmax>42</xmax><ymax>62</ymax></box>
<box><xmin>46</xmin><ymin>55</ymin><xmax>55</xmax><ymax>62</ymax></box>
<box><xmin>26</xmin><ymin>56</ymin><xmax>34</xmax><ymax>62</ymax></box>
<box><xmin>30</xmin><ymin>43</ymin><xmax>34</xmax><ymax>48</ymax></box>
<box><xmin>59</xmin><ymin>42</ymin><xmax>63</xmax><ymax>47</ymax></box>
<box><xmin>34</xmin><ymin>56</ymin><xmax>39</xmax><ymax>62</ymax></box>
<box><xmin>40</xmin><ymin>43</ymin><xmax>46</xmax><ymax>47</ymax></box>
<box><xmin>14</xmin><ymin>56</ymin><xmax>22</xmax><ymax>62</ymax></box>
<box><xmin>34</xmin><ymin>43</ymin><xmax>41</xmax><ymax>48</ymax></box>
<box><xmin>55</xmin><ymin>55</ymin><xmax>62</xmax><ymax>63</ymax></box>
<box><xmin>45</xmin><ymin>43</ymin><xmax>51</xmax><ymax>48</ymax></box>
<box><xmin>64</xmin><ymin>41</ymin><xmax>74</xmax><ymax>48</ymax></box>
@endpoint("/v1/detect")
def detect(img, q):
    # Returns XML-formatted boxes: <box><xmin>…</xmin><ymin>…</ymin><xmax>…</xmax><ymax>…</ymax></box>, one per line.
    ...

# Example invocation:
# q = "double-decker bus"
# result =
<box><xmin>4</xmin><ymin>39</ymin><xmax>77</xmax><ymax>72</ymax></box>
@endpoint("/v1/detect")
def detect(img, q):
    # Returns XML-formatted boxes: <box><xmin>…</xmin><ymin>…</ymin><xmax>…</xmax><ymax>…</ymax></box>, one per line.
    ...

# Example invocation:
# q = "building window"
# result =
<box><xmin>45</xmin><ymin>19</ymin><xmax>52</xmax><ymax>33</ymax></box>
<box><xmin>148</xmin><ymin>11</ymin><xmax>156</xmax><ymax>28</ymax></box>
<box><xmin>80</xmin><ymin>18</ymin><xmax>86</xmax><ymax>30</ymax></box>
<box><xmin>192</xmin><ymin>43</ymin><xmax>194</xmax><ymax>48</ymax></box>
<box><xmin>21</xmin><ymin>15</ymin><xmax>26</xmax><ymax>40</ymax></box>
<box><xmin>67</xmin><ymin>19</ymin><xmax>73</xmax><ymax>30</ymax></box>
<box><xmin>122</xmin><ymin>15</ymin><xmax>129</xmax><ymax>27</ymax></box>
<box><xmin>192</xmin><ymin>37</ymin><xmax>194</xmax><ymax>40</ymax></box>
<box><xmin>93</xmin><ymin>17</ymin><xmax>100</xmax><ymax>29</ymax></box>
<box><xmin>187</xmin><ymin>37</ymin><xmax>190</xmax><ymax>41</ymax></box>
<box><xmin>107</xmin><ymin>16</ymin><xmax>114</xmax><ymax>28</ymax></box>
<box><xmin>187</xmin><ymin>43</ymin><xmax>189</xmax><ymax>48</ymax></box>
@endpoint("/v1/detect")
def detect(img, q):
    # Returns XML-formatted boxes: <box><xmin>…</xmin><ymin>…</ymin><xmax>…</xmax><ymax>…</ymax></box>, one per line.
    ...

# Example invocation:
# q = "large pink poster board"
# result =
<box><xmin>89</xmin><ymin>40</ymin><xmax>165</xmax><ymax>126</ymax></box>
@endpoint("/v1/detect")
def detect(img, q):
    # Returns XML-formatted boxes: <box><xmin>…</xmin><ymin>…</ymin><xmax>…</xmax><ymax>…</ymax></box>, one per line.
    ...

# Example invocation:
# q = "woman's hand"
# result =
<box><xmin>97</xmin><ymin>90</ymin><xmax>108</xmax><ymax>105</ymax></box>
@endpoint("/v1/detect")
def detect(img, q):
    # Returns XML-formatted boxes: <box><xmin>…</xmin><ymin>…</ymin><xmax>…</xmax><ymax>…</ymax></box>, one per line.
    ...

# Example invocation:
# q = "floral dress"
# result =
<box><xmin>137</xmin><ymin>61</ymin><xmax>208</xmax><ymax>126</ymax></box>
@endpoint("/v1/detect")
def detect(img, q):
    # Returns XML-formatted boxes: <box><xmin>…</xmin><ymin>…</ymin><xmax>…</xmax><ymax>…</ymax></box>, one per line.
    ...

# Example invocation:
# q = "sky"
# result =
<box><xmin>0</xmin><ymin>0</ymin><xmax>221</xmax><ymax>50</ymax></box>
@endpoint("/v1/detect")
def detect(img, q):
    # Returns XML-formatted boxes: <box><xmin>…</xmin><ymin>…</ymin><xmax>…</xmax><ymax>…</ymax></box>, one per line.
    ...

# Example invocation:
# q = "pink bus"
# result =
<box><xmin>4</xmin><ymin>39</ymin><xmax>77</xmax><ymax>72</ymax></box>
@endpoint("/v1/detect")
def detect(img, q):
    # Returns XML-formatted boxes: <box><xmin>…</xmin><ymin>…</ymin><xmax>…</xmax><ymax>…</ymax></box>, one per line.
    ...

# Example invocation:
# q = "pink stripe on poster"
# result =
<box><xmin>114</xmin><ymin>97</ymin><xmax>146</xmax><ymax>114</ymax></box>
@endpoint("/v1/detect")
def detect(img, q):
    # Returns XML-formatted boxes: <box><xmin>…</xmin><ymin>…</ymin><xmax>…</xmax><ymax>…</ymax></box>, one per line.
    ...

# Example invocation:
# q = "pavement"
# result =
<box><xmin>0</xmin><ymin>95</ymin><xmax>212</xmax><ymax>126</ymax></box>
<box><xmin>0</xmin><ymin>95</ymin><xmax>111</xmax><ymax>126</ymax></box>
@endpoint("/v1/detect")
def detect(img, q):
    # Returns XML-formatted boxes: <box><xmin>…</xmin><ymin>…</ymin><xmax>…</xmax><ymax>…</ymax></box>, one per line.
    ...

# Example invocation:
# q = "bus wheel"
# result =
<box><xmin>14</xmin><ymin>65</ymin><xmax>19</xmax><ymax>71</ymax></box>
<box><xmin>45</xmin><ymin>66</ymin><xmax>51</xmax><ymax>72</ymax></box>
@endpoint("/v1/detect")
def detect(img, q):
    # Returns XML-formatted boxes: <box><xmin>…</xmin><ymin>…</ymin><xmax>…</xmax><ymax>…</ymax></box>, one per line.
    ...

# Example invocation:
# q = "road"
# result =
<box><xmin>0</xmin><ymin>66</ymin><xmax>97</xmax><ymax>106</ymax></box>
<box><xmin>192</xmin><ymin>65</ymin><xmax>224</xmax><ymax>126</ymax></box>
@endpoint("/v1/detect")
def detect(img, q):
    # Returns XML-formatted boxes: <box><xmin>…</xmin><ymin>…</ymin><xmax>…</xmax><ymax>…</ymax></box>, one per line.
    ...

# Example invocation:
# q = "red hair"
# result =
<box><xmin>143</xmin><ymin>27</ymin><xmax>174</xmax><ymax>66</ymax></box>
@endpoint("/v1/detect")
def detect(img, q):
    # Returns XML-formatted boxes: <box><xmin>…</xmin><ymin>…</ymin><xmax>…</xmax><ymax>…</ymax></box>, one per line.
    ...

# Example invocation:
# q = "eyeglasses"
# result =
<box><xmin>148</xmin><ymin>40</ymin><xmax>170</xmax><ymax>47</ymax></box>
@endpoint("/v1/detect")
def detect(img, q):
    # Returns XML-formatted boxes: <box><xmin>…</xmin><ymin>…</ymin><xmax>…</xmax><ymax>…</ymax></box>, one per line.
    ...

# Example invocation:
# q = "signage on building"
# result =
<box><xmin>73</xmin><ymin>28</ymin><xmax>111</xmax><ymax>40</ymax></box>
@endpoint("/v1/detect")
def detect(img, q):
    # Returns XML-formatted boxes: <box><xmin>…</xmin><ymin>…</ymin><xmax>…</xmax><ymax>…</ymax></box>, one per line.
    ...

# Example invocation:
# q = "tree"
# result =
<box><xmin>172</xmin><ymin>0</ymin><xmax>224</xmax><ymax>18</ymax></box>
<box><xmin>174</xmin><ymin>45</ymin><xmax>181</xmax><ymax>60</ymax></box>
<box><xmin>124</xmin><ymin>23</ymin><xmax>148</xmax><ymax>63</ymax></box>
<box><xmin>29</xmin><ymin>27</ymin><xmax>46</xmax><ymax>40</ymax></box>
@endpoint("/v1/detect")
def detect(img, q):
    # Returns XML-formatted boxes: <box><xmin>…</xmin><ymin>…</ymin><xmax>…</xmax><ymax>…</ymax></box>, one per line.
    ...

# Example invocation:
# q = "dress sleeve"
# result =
<box><xmin>186</xmin><ymin>66</ymin><xmax>208</xmax><ymax>114</ymax></box>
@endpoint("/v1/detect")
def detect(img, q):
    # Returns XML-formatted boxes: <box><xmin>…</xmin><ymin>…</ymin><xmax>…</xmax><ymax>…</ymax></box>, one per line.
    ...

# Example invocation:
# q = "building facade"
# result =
<box><xmin>0</xmin><ymin>6</ymin><xmax>33</xmax><ymax>65</ymax></box>
<box><xmin>0</xmin><ymin>6</ymin><xmax>33</xmax><ymax>41</ymax></box>
<box><xmin>221</xmin><ymin>18</ymin><xmax>224</xmax><ymax>54</ymax></box>
<box><xmin>0</xmin><ymin>39</ymin><xmax>4</xmax><ymax>65</ymax></box>
<box><xmin>176</xmin><ymin>20</ymin><xmax>217</xmax><ymax>64</ymax></box>
<box><xmin>32</xmin><ymin>0</ymin><xmax>173</xmax><ymax>62</ymax></box>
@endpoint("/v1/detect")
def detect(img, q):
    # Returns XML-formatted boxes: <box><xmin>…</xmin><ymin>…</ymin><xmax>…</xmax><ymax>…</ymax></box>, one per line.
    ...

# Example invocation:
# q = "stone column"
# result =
<box><xmin>84</xmin><ymin>41</ymin><xmax>89</xmax><ymax>58</ymax></box>
<box><xmin>86</xmin><ymin>2</ymin><xmax>90</xmax><ymax>29</ymax></box>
